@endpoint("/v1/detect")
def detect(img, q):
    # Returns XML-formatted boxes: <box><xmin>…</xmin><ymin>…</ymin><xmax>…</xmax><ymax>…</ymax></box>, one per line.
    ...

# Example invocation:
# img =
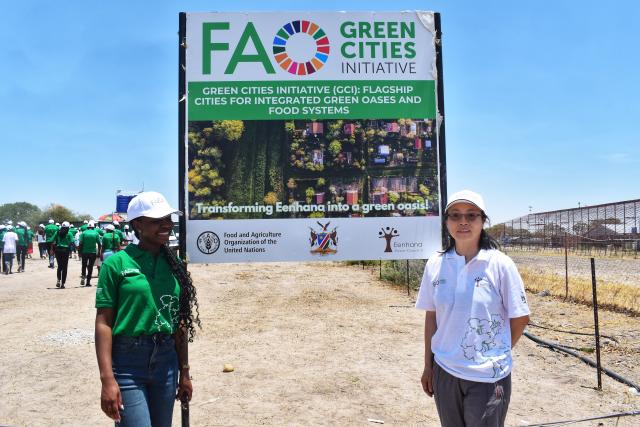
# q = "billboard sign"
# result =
<box><xmin>180</xmin><ymin>11</ymin><xmax>445</xmax><ymax>263</ymax></box>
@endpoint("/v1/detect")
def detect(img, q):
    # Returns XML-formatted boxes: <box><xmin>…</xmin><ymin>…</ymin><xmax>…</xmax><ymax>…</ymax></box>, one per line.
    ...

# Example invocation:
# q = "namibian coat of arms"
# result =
<box><xmin>309</xmin><ymin>221</ymin><xmax>338</xmax><ymax>255</ymax></box>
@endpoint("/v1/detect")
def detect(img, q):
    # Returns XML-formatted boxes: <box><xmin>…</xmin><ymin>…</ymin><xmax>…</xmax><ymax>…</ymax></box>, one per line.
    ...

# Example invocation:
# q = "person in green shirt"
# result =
<box><xmin>79</xmin><ymin>220</ymin><xmax>101</xmax><ymax>287</ymax></box>
<box><xmin>113</xmin><ymin>220</ymin><xmax>125</xmax><ymax>246</ymax></box>
<box><xmin>51</xmin><ymin>221</ymin><xmax>74</xmax><ymax>288</ymax></box>
<box><xmin>44</xmin><ymin>219</ymin><xmax>59</xmax><ymax>268</ymax></box>
<box><xmin>14</xmin><ymin>221</ymin><xmax>29</xmax><ymax>272</ymax></box>
<box><xmin>79</xmin><ymin>220</ymin><xmax>89</xmax><ymax>233</ymax></box>
<box><xmin>95</xmin><ymin>191</ymin><xmax>200</xmax><ymax>426</ymax></box>
<box><xmin>26</xmin><ymin>226</ymin><xmax>34</xmax><ymax>259</ymax></box>
<box><xmin>100</xmin><ymin>225</ymin><xmax>121</xmax><ymax>262</ymax></box>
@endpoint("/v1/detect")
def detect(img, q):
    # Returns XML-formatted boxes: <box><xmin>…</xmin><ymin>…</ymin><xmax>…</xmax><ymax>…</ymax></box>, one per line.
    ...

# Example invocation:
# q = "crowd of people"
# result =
<box><xmin>0</xmin><ymin>217</ymin><xmax>138</xmax><ymax>288</ymax></box>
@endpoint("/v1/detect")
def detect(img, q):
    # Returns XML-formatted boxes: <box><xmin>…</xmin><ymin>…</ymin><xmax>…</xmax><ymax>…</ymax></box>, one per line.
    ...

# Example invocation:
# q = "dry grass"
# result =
<box><xmin>519</xmin><ymin>266</ymin><xmax>640</xmax><ymax>315</ymax></box>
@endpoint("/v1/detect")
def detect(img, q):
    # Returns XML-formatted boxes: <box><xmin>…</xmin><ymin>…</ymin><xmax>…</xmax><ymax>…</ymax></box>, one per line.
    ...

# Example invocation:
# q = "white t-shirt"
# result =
<box><xmin>415</xmin><ymin>248</ymin><xmax>530</xmax><ymax>383</ymax></box>
<box><xmin>125</xmin><ymin>231</ymin><xmax>139</xmax><ymax>245</ymax></box>
<box><xmin>2</xmin><ymin>231</ymin><xmax>19</xmax><ymax>253</ymax></box>
<box><xmin>37</xmin><ymin>233</ymin><xmax>46</xmax><ymax>243</ymax></box>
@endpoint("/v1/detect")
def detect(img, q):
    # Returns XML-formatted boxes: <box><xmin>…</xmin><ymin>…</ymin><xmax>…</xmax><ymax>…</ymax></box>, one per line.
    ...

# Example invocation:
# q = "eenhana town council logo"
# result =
<box><xmin>272</xmin><ymin>20</ymin><xmax>330</xmax><ymax>75</ymax></box>
<box><xmin>378</xmin><ymin>226</ymin><xmax>399</xmax><ymax>252</ymax></box>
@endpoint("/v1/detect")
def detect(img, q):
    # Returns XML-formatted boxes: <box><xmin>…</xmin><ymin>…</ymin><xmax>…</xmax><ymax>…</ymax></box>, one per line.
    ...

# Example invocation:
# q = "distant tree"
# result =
<box><xmin>39</xmin><ymin>204</ymin><xmax>77</xmax><ymax>224</ymax></box>
<box><xmin>0</xmin><ymin>202</ymin><xmax>42</xmax><ymax>227</ymax></box>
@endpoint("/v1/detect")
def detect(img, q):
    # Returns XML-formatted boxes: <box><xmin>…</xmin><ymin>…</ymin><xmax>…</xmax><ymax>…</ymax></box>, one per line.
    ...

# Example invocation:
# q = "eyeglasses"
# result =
<box><xmin>446</xmin><ymin>212</ymin><xmax>483</xmax><ymax>222</ymax></box>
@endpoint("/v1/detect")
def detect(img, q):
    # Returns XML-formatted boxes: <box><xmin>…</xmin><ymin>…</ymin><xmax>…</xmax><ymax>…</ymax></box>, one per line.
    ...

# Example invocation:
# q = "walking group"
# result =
<box><xmin>0</xmin><ymin>217</ymin><xmax>137</xmax><ymax>288</ymax></box>
<box><xmin>0</xmin><ymin>221</ymin><xmax>34</xmax><ymax>274</ymax></box>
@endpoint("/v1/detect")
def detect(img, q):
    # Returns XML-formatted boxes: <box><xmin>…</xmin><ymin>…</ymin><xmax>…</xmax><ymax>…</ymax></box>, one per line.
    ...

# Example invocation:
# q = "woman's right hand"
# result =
<box><xmin>421</xmin><ymin>365</ymin><xmax>434</xmax><ymax>397</ymax></box>
<box><xmin>100</xmin><ymin>377</ymin><xmax>123</xmax><ymax>422</ymax></box>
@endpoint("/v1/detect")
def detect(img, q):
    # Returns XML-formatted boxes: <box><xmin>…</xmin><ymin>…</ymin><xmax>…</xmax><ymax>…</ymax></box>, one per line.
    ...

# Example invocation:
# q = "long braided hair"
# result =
<box><xmin>161</xmin><ymin>243</ymin><xmax>201</xmax><ymax>342</ymax></box>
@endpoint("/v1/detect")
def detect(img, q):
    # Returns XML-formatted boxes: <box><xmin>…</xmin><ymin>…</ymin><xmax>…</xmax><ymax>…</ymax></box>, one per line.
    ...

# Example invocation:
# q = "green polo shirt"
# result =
<box><xmin>27</xmin><ymin>229</ymin><xmax>34</xmax><ymax>243</ymax></box>
<box><xmin>79</xmin><ymin>229</ymin><xmax>101</xmax><ymax>254</ymax></box>
<box><xmin>114</xmin><ymin>229</ymin><xmax>125</xmax><ymax>242</ymax></box>
<box><xmin>80</xmin><ymin>224</ymin><xmax>88</xmax><ymax>232</ymax></box>
<box><xmin>101</xmin><ymin>232</ymin><xmax>121</xmax><ymax>251</ymax></box>
<box><xmin>44</xmin><ymin>224</ymin><xmax>59</xmax><ymax>243</ymax></box>
<box><xmin>95</xmin><ymin>244</ymin><xmax>181</xmax><ymax>337</ymax></box>
<box><xmin>52</xmin><ymin>230</ymin><xmax>74</xmax><ymax>249</ymax></box>
<box><xmin>15</xmin><ymin>227</ymin><xmax>28</xmax><ymax>246</ymax></box>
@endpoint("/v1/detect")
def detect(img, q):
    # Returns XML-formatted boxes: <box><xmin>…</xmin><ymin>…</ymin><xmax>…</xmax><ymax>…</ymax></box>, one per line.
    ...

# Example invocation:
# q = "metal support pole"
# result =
<box><xmin>564</xmin><ymin>233</ymin><xmax>569</xmax><ymax>300</ymax></box>
<box><xmin>406</xmin><ymin>259</ymin><xmax>410</xmax><ymax>295</ymax></box>
<box><xmin>379</xmin><ymin>260</ymin><xmax>382</xmax><ymax>279</ymax></box>
<box><xmin>590</xmin><ymin>257</ymin><xmax>602</xmax><ymax>391</ymax></box>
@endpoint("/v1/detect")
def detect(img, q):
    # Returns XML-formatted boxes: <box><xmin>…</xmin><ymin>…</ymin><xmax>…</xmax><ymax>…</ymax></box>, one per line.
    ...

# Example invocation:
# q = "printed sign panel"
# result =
<box><xmin>182</xmin><ymin>11</ymin><xmax>444</xmax><ymax>263</ymax></box>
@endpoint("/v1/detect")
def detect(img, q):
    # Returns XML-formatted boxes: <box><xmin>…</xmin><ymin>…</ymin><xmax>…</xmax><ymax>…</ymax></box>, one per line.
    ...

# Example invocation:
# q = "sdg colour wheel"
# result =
<box><xmin>272</xmin><ymin>20</ymin><xmax>330</xmax><ymax>75</ymax></box>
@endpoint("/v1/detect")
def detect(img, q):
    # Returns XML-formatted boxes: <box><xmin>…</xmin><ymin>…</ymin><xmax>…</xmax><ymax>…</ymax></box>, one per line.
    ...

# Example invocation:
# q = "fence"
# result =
<box><xmin>488</xmin><ymin>199</ymin><xmax>640</xmax><ymax>257</ymax></box>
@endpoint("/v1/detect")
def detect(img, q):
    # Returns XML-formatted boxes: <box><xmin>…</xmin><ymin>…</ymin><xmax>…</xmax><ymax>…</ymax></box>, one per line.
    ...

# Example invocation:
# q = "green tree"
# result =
<box><xmin>0</xmin><ymin>202</ymin><xmax>41</xmax><ymax>227</ymax></box>
<box><xmin>39</xmin><ymin>204</ymin><xmax>77</xmax><ymax>224</ymax></box>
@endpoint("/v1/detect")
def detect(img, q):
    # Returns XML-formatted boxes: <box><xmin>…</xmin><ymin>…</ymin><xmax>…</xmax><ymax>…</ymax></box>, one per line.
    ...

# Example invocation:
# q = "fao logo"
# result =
<box><xmin>197</xmin><ymin>231</ymin><xmax>220</xmax><ymax>254</ymax></box>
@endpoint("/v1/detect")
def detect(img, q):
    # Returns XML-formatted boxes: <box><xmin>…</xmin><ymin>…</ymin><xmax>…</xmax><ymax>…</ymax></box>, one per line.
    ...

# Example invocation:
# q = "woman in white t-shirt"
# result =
<box><xmin>416</xmin><ymin>190</ymin><xmax>530</xmax><ymax>427</ymax></box>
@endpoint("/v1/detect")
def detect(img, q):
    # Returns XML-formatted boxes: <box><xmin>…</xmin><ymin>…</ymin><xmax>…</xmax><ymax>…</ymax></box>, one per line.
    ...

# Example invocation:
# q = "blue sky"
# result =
<box><xmin>1</xmin><ymin>1</ymin><xmax>638</xmax><ymax>223</ymax></box>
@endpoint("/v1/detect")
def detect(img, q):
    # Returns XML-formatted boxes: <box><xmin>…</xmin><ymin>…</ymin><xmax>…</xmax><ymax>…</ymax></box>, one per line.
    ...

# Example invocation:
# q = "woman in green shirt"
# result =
<box><xmin>51</xmin><ymin>221</ymin><xmax>74</xmax><ymax>288</ymax></box>
<box><xmin>94</xmin><ymin>192</ymin><xmax>200</xmax><ymax>426</ymax></box>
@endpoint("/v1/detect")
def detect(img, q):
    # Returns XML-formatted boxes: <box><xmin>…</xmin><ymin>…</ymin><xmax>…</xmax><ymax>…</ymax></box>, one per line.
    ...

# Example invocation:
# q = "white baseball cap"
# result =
<box><xmin>48</xmin><ymin>219</ymin><xmax>54</xmax><ymax>224</ymax></box>
<box><xmin>445</xmin><ymin>190</ymin><xmax>486</xmax><ymax>213</ymax></box>
<box><xmin>113</xmin><ymin>220</ymin><xmax>120</xmax><ymax>226</ymax></box>
<box><xmin>61</xmin><ymin>221</ymin><xmax>70</xmax><ymax>228</ymax></box>
<box><xmin>127</xmin><ymin>191</ymin><xmax>181</xmax><ymax>221</ymax></box>
<box><xmin>106</xmin><ymin>224</ymin><xmax>115</xmax><ymax>231</ymax></box>
<box><xmin>88</xmin><ymin>220</ymin><xmax>95</xmax><ymax>228</ymax></box>
<box><xmin>124</xmin><ymin>224</ymin><xmax>129</xmax><ymax>229</ymax></box>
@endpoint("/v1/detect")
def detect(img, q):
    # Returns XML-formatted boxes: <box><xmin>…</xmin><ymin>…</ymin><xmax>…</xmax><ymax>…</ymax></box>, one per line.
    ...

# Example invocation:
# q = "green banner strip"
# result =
<box><xmin>188</xmin><ymin>80</ymin><xmax>435</xmax><ymax>120</ymax></box>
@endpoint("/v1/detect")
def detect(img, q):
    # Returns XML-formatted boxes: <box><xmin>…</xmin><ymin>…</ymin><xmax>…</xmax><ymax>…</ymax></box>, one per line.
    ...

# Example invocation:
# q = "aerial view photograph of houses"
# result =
<box><xmin>187</xmin><ymin>118</ymin><xmax>440</xmax><ymax>220</ymax></box>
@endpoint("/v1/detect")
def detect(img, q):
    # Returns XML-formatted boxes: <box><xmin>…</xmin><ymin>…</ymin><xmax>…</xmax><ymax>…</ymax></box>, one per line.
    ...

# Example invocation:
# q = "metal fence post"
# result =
<box><xmin>564</xmin><ymin>232</ymin><xmax>569</xmax><ymax>300</ymax></box>
<box><xmin>406</xmin><ymin>260</ymin><xmax>410</xmax><ymax>295</ymax></box>
<box><xmin>590</xmin><ymin>257</ymin><xmax>602</xmax><ymax>391</ymax></box>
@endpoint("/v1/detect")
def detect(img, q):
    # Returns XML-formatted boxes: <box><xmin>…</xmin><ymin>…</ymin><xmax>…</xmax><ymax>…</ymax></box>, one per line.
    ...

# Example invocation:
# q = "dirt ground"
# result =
<box><xmin>1</xmin><ymin>254</ymin><xmax>639</xmax><ymax>426</ymax></box>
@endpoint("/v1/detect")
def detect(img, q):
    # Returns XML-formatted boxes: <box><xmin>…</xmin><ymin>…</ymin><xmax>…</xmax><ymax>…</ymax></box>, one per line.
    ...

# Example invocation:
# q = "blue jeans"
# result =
<box><xmin>3</xmin><ymin>253</ymin><xmax>14</xmax><ymax>273</ymax></box>
<box><xmin>112</xmin><ymin>334</ymin><xmax>178</xmax><ymax>427</ymax></box>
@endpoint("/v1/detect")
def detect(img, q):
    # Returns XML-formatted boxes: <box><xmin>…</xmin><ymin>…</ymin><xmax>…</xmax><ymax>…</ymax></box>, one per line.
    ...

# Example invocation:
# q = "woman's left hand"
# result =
<box><xmin>176</xmin><ymin>370</ymin><xmax>193</xmax><ymax>401</ymax></box>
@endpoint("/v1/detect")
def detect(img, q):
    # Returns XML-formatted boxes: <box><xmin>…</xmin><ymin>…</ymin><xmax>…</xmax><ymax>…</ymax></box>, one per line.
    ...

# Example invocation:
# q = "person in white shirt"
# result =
<box><xmin>416</xmin><ymin>190</ymin><xmax>530</xmax><ymax>427</ymax></box>
<box><xmin>123</xmin><ymin>224</ymin><xmax>139</xmax><ymax>245</ymax></box>
<box><xmin>37</xmin><ymin>224</ymin><xmax>47</xmax><ymax>259</ymax></box>
<box><xmin>2</xmin><ymin>225</ymin><xmax>19</xmax><ymax>274</ymax></box>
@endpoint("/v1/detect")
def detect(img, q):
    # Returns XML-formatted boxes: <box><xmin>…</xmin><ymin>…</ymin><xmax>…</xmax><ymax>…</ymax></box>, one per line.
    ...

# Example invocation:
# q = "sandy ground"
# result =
<box><xmin>1</xmin><ymin>254</ymin><xmax>639</xmax><ymax>426</ymax></box>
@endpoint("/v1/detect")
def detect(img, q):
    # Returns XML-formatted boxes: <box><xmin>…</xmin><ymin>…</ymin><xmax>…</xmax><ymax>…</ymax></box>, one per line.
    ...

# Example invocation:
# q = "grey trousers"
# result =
<box><xmin>433</xmin><ymin>361</ymin><xmax>511</xmax><ymax>427</ymax></box>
